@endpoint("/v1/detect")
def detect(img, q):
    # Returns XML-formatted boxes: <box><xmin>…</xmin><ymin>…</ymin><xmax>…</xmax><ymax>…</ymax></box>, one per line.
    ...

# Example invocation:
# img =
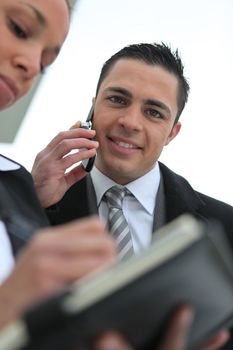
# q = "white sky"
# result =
<box><xmin>1</xmin><ymin>0</ymin><xmax>233</xmax><ymax>206</ymax></box>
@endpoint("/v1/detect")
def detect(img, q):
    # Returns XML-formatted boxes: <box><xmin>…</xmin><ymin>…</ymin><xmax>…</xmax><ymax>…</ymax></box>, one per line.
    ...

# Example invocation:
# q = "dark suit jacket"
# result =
<box><xmin>0</xmin><ymin>155</ymin><xmax>49</xmax><ymax>256</ymax></box>
<box><xmin>47</xmin><ymin>162</ymin><xmax>233</xmax><ymax>250</ymax></box>
<box><xmin>47</xmin><ymin>162</ymin><xmax>233</xmax><ymax>349</ymax></box>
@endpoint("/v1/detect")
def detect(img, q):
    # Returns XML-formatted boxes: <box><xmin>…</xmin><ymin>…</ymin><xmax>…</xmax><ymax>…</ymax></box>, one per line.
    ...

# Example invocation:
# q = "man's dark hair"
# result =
<box><xmin>95</xmin><ymin>43</ymin><xmax>190</xmax><ymax>122</ymax></box>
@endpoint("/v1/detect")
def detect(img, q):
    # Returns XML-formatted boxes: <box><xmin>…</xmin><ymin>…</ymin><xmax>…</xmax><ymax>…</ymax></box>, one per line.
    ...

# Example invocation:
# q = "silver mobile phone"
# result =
<box><xmin>80</xmin><ymin>106</ymin><xmax>96</xmax><ymax>172</ymax></box>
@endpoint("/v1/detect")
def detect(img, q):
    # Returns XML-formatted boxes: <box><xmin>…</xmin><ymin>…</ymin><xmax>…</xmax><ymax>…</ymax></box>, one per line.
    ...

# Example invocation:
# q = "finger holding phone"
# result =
<box><xmin>79</xmin><ymin>105</ymin><xmax>96</xmax><ymax>172</ymax></box>
<box><xmin>31</xmin><ymin>105</ymin><xmax>97</xmax><ymax>208</ymax></box>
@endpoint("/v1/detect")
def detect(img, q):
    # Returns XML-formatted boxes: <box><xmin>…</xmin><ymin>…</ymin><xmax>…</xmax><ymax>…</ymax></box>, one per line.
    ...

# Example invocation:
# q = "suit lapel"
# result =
<box><xmin>152</xmin><ymin>163</ymin><xmax>206</xmax><ymax>233</ymax></box>
<box><xmin>152</xmin><ymin>174</ymin><xmax>166</xmax><ymax>231</ymax></box>
<box><xmin>86</xmin><ymin>175</ymin><xmax>98</xmax><ymax>215</ymax></box>
<box><xmin>47</xmin><ymin>175</ymin><xmax>98</xmax><ymax>225</ymax></box>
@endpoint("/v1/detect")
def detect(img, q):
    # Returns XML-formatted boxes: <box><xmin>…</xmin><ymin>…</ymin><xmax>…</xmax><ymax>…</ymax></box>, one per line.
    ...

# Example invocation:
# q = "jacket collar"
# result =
<box><xmin>0</xmin><ymin>155</ymin><xmax>20</xmax><ymax>171</ymax></box>
<box><xmin>159</xmin><ymin>162</ymin><xmax>206</xmax><ymax>221</ymax></box>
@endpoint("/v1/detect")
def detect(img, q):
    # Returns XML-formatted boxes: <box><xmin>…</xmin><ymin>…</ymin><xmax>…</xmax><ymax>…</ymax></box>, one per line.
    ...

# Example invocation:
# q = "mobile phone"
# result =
<box><xmin>80</xmin><ymin>105</ymin><xmax>96</xmax><ymax>172</ymax></box>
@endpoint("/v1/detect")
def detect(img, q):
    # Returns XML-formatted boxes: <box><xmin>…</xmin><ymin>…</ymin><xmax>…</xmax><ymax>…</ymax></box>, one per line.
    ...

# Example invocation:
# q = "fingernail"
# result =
<box><xmin>95</xmin><ymin>333</ymin><xmax>127</xmax><ymax>350</ymax></box>
<box><xmin>180</xmin><ymin>308</ymin><xmax>194</xmax><ymax>328</ymax></box>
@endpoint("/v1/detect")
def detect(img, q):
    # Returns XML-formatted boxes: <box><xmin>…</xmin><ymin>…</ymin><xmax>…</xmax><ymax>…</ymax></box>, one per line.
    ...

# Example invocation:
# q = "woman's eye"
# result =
<box><xmin>40</xmin><ymin>65</ymin><xmax>46</xmax><ymax>75</ymax></box>
<box><xmin>10</xmin><ymin>20</ymin><xmax>27</xmax><ymax>39</ymax></box>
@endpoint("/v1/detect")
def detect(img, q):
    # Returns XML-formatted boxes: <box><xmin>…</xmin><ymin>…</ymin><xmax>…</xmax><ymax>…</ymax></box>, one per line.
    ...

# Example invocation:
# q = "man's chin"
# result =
<box><xmin>96</xmin><ymin>158</ymin><xmax>140</xmax><ymax>184</ymax></box>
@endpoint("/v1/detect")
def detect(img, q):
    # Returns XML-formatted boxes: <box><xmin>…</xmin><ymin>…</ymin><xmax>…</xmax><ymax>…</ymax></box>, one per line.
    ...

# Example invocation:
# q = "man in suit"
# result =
<box><xmin>31</xmin><ymin>42</ymin><xmax>233</xmax><ymax>349</ymax></box>
<box><xmin>32</xmin><ymin>42</ymin><xmax>233</xmax><ymax>253</ymax></box>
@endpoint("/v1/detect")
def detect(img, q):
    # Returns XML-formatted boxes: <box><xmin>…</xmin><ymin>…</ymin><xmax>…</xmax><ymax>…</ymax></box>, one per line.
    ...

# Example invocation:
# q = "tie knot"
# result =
<box><xmin>104</xmin><ymin>186</ymin><xmax>128</xmax><ymax>209</ymax></box>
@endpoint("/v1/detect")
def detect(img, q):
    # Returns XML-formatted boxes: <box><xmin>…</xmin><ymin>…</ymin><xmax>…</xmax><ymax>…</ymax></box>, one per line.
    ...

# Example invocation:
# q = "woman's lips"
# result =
<box><xmin>0</xmin><ymin>75</ymin><xmax>19</xmax><ymax>106</ymax></box>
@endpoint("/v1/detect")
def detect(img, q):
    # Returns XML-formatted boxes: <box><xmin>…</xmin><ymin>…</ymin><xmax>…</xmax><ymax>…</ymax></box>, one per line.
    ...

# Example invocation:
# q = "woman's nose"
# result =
<box><xmin>12</xmin><ymin>52</ymin><xmax>41</xmax><ymax>80</ymax></box>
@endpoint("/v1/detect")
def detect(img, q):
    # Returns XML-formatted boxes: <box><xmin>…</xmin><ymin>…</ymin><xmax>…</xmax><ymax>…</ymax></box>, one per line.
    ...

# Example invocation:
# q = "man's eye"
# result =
<box><xmin>10</xmin><ymin>20</ymin><xmax>27</xmax><ymax>39</ymax></box>
<box><xmin>107</xmin><ymin>96</ymin><xmax>126</xmax><ymax>105</ymax></box>
<box><xmin>146</xmin><ymin>109</ymin><xmax>162</xmax><ymax>119</ymax></box>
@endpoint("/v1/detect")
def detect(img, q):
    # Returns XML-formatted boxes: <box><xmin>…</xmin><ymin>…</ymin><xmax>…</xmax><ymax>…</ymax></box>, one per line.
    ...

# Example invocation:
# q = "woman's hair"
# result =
<box><xmin>65</xmin><ymin>0</ymin><xmax>71</xmax><ymax>13</ymax></box>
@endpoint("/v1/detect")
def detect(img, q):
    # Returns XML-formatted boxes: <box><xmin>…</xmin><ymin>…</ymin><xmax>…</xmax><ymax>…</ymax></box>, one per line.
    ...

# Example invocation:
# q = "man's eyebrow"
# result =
<box><xmin>19</xmin><ymin>1</ymin><xmax>46</xmax><ymax>26</ymax></box>
<box><xmin>144</xmin><ymin>99</ymin><xmax>171</xmax><ymax>116</ymax></box>
<box><xmin>105</xmin><ymin>87</ymin><xmax>171</xmax><ymax>116</ymax></box>
<box><xmin>105</xmin><ymin>87</ymin><xmax>133</xmax><ymax>98</ymax></box>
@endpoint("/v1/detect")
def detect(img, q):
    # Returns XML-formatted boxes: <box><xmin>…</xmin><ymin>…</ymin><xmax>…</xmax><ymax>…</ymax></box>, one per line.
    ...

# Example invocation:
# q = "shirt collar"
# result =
<box><xmin>90</xmin><ymin>163</ymin><xmax>160</xmax><ymax>215</ymax></box>
<box><xmin>0</xmin><ymin>155</ymin><xmax>20</xmax><ymax>171</ymax></box>
<box><xmin>91</xmin><ymin>166</ymin><xmax>119</xmax><ymax>207</ymax></box>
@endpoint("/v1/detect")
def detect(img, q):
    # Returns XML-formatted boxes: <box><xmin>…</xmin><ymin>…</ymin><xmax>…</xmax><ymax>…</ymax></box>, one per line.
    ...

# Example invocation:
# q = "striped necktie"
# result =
<box><xmin>104</xmin><ymin>186</ymin><xmax>134</xmax><ymax>261</ymax></box>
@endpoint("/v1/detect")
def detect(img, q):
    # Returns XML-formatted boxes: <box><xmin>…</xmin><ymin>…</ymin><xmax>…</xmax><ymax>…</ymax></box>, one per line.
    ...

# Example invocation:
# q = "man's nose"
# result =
<box><xmin>118</xmin><ymin>106</ymin><xmax>143</xmax><ymax>132</ymax></box>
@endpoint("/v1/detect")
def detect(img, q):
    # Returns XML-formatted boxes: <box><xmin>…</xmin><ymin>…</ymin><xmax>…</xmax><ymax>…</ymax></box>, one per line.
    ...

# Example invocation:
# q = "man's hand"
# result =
<box><xmin>94</xmin><ymin>306</ymin><xmax>229</xmax><ymax>350</ymax></box>
<box><xmin>0</xmin><ymin>216</ymin><xmax>117</xmax><ymax>328</ymax></box>
<box><xmin>31</xmin><ymin>122</ymin><xmax>98</xmax><ymax>208</ymax></box>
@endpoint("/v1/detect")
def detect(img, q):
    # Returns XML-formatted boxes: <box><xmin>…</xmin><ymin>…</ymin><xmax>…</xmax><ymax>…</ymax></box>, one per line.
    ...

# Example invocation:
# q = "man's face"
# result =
<box><xmin>93</xmin><ymin>58</ymin><xmax>181</xmax><ymax>184</ymax></box>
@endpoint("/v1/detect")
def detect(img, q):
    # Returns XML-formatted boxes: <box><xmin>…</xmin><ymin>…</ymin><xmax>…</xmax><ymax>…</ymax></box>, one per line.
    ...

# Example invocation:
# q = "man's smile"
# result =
<box><xmin>107</xmin><ymin>136</ymin><xmax>142</xmax><ymax>155</ymax></box>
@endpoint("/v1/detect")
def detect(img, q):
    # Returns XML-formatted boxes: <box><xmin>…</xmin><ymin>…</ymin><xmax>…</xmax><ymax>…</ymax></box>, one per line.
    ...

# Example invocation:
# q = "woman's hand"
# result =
<box><xmin>94</xmin><ymin>306</ymin><xmax>229</xmax><ymax>350</ymax></box>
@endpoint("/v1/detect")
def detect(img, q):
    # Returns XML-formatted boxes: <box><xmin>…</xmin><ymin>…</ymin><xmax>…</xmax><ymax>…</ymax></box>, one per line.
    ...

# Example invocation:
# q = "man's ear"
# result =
<box><xmin>91</xmin><ymin>97</ymin><xmax>96</xmax><ymax>125</ymax></box>
<box><xmin>165</xmin><ymin>122</ymin><xmax>182</xmax><ymax>146</ymax></box>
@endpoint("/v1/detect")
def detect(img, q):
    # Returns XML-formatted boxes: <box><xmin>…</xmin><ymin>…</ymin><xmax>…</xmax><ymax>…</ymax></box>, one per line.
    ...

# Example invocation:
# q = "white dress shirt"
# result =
<box><xmin>91</xmin><ymin>163</ymin><xmax>161</xmax><ymax>254</ymax></box>
<box><xmin>0</xmin><ymin>221</ymin><xmax>15</xmax><ymax>283</ymax></box>
<box><xmin>0</xmin><ymin>155</ymin><xmax>20</xmax><ymax>283</ymax></box>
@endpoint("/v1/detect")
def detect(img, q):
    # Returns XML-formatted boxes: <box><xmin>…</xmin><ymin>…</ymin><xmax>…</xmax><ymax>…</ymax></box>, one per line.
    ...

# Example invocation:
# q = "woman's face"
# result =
<box><xmin>0</xmin><ymin>0</ymin><xmax>69</xmax><ymax>111</ymax></box>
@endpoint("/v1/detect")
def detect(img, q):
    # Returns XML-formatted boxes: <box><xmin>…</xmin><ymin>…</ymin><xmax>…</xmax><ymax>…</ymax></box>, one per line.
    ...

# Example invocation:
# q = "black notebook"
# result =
<box><xmin>0</xmin><ymin>214</ymin><xmax>233</xmax><ymax>350</ymax></box>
